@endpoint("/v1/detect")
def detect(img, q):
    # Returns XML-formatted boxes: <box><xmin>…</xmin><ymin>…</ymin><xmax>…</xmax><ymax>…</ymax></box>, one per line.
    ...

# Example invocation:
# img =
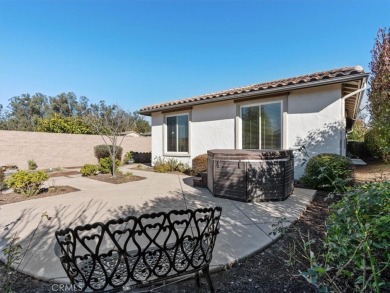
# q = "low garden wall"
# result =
<box><xmin>0</xmin><ymin>130</ymin><xmax>151</xmax><ymax>170</ymax></box>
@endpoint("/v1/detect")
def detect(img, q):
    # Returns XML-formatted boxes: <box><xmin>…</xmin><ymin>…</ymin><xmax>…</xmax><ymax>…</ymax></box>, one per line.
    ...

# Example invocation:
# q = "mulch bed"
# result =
<box><xmin>87</xmin><ymin>173</ymin><xmax>146</xmax><ymax>184</ymax></box>
<box><xmin>0</xmin><ymin>186</ymin><xmax>80</xmax><ymax>205</ymax></box>
<box><xmin>0</xmin><ymin>190</ymin><xmax>335</xmax><ymax>293</ymax></box>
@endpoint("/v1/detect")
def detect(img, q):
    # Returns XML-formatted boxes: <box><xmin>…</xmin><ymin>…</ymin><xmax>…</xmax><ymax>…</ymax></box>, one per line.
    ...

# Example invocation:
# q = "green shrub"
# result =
<box><xmin>99</xmin><ymin>157</ymin><xmax>121</xmax><ymax>174</ymax></box>
<box><xmin>0</xmin><ymin>168</ymin><xmax>6</xmax><ymax>190</ymax></box>
<box><xmin>94</xmin><ymin>145</ymin><xmax>123</xmax><ymax>161</ymax></box>
<box><xmin>0</xmin><ymin>168</ymin><xmax>4</xmax><ymax>183</ymax></box>
<box><xmin>364</xmin><ymin>129</ymin><xmax>380</xmax><ymax>158</ymax></box>
<box><xmin>123</xmin><ymin>151</ymin><xmax>134</xmax><ymax>164</ymax></box>
<box><xmin>28</xmin><ymin>159</ymin><xmax>38</xmax><ymax>171</ymax></box>
<box><xmin>35</xmin><ymin>114</ymin><xmax>96</xmax><ymax>134</ymax></box>
<box><xmin>325</xmin><ymin>181</ymin><xmax>390</xmax><ymax>291</ymax></box>
<box><xmin>153</xmin><ymin>157</ymin><xmax>180</xmax><ymax>173</ymax></box>
<box><xmin>80</xmin><ymin>164</ymin><xmax>100</xmax><ymax>176</ymax></box>
<box><xmin>192</xmin><ymin>154</ymin><xmax>208</xmax><ymax>175</ymax></box>
<box><xmin>364</xmin><ymin>128</ymin><xmax>390</xmax><ymax>163</ymax></box>
<box><xmin>6</xmin><ymin>170</ymin><xmax>49</xmax><ymax>197</ymax></box>
<box><xmin>300</xmin><ymin>153</ymin><xmax>354</xmax><ymax>191</ymax></box>
<box><xmin>177</xmin><ymin>162</ymin><xmax>190</xmax><ymax>173</ymax></box>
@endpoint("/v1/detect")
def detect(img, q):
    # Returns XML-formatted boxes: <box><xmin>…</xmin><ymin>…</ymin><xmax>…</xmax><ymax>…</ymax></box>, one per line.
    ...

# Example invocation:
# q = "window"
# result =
<box><xmin>166</xmin><ymin>114</ymin><xmax>189</xmax><ymax>153</ymax></box>
<box><xmin>241</xmin><ymin>102</ymin><xmax>282</xmax><ymax>149</ymax></box>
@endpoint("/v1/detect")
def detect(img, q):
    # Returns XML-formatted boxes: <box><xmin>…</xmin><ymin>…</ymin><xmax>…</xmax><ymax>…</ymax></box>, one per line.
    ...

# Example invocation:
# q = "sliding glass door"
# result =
<box><xmin>241</xmin><ymin>102</ymin><xmax>282</xmax><ymax>149</ymax></box>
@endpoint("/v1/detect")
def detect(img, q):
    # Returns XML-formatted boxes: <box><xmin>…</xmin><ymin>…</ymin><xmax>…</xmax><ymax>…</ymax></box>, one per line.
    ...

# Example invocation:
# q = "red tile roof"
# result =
<box><xmin>140</xmin><ymin>66</ymin><xmax>366</xmax><ymax>114</ymax></box>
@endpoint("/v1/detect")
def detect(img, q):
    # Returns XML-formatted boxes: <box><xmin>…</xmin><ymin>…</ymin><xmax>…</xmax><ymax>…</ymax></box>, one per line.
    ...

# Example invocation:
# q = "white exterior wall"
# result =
<box><xmin>150</xmin><ymin>84</ymin><xmax>343</xmax><ymax>178</ymax></box>
<box><xmin>191</xmin><ymin>101</ymin><xmax>236</xmax><ymax>157</ymax></box>
<box><xmin>151</xmin><ymin>100</ymin><xmax>236</xmax><ymax>166</ymax></box>
<box><xmin>151</xmin><ymin>113</ymin><xmax>166</xmax><ymax>163</ymax></box>
<box><xmin>287</xmin><ymin>84</ymin><xmax>343</xmax><ymax>178</ymax></box>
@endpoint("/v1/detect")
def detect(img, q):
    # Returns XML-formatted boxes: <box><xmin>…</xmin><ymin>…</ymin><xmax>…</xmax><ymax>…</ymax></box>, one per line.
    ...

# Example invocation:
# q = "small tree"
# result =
<box><xmin>367</xmin><ymin>27</ymin><xmax>390</xmax><ymax>163</ymax></box>
<box><xmin>85</xmin><ymin>105</ymin><xmax>132</xmax><ymax>177</ymax></box>
<box><xmin>347</xmin><ymin>118</ymin><xmax>368</xmax><ymax>142</ymax></box>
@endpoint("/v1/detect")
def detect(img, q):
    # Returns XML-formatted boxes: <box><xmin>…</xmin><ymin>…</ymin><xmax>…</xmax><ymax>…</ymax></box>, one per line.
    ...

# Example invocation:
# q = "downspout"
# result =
<box><xmin>340</xmin><ymin>82</ymin><xmax>367</xmax><ymax>155</ymax></box>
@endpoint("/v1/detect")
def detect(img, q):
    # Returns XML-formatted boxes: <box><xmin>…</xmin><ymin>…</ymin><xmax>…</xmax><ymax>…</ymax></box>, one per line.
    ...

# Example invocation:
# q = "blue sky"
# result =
<box><xmin>0</xmin><ymin>0</ymin><xmax>389</xmax><ymax>113</ymax></box>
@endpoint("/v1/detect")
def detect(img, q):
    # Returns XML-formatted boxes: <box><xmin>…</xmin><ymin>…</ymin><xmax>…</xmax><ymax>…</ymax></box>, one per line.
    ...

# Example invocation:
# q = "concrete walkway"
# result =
<box><xmin>0</xmin><ymin>169</ymin><xmax>316</xmax><ymax>284</ymax></box>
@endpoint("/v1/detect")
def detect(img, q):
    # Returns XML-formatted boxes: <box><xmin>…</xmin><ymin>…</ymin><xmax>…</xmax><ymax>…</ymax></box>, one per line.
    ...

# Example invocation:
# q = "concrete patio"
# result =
<box><xmin>0</xmin><ymin>168</ymin><xmax>316</xmax><ymax>284</ymax></box>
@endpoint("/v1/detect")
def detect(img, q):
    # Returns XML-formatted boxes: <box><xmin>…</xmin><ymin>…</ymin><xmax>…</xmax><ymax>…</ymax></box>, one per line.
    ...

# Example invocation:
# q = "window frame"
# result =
<box><xmin>238</xmin><ymin>100</ymin><xmax>283</xmax><ymax>150</ymax></box>
<box><xmin>164</xmin><ymin>112</ymin><xmax>190</xmax><ymax>156</ymax></box>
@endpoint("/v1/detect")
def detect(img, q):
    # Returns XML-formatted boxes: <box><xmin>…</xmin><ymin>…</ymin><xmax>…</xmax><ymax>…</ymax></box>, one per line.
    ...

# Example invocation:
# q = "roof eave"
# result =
<box><xmin>139</xmin><ymin>73</ymin><xmax>369</xmax><ymax>116</ymax></box>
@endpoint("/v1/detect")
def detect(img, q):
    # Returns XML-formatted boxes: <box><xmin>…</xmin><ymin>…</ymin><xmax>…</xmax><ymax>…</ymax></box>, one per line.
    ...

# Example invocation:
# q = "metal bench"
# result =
<box><xmin>55</xmin><ymin>207</ymin><xmax>222</xmax><ymax>292</ymax></box>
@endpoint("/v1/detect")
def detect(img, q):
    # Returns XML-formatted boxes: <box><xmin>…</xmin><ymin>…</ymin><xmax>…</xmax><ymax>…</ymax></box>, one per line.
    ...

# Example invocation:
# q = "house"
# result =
<box><xmin>120</xmin><ymin>131</ymin><xmax>141</xmax><ymax>137</ymax></box>
<box><xmin>139</xmin><ymin>66</ymin><xmax>368</xmax><ymax>178</ymax></box>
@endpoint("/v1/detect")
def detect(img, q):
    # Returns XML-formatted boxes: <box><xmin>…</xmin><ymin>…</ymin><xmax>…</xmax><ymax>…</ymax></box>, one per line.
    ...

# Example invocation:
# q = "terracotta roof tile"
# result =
<box><xmin>140</xmin><ymin>66</ymin><xmax>365</xmax><ymax>113</ymax></box>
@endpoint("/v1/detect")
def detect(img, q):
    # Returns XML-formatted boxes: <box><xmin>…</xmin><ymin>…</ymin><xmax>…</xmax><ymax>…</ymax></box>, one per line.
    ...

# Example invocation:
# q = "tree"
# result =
<box><xmin>132</xmin><ymin>111</ymin><xmax>151</xmax><ymax>134</ymax></box>
<box><xmin>0</xmin><ymin>104</ymin><xmax>7</xmax><ymax>129</ymax></box>
<box><xmin>347</xmin><ymin>119</ymin><xmax>368</xmax><ymax>142</ymax></box>
<box><xmin>6</xmin><ymin>93</ymin><xmax>48</xmax><ymax>131</ymax></box>
<box><xmin>0</xmin><ymin>92</ymin><xmax>151</xmax><ymax>135</ymax></box>
<box><xmin>367</xmin><ymin>28</ymin><xmax>390</xmax><ymax>163</ymax></box>
<box><xmin>35</xmin><ymin>114</ymin><xmax>96</xmax><ymax>134</ymax></box>
<box><xmin>48</xmin><ymin>92</ymin><xmax>78</xmax><ymax>117</ymax></box>
<box><xmin>85</xmin><ymin>105</ymin><xmax>133</xmax><ymax>177</ymax></box>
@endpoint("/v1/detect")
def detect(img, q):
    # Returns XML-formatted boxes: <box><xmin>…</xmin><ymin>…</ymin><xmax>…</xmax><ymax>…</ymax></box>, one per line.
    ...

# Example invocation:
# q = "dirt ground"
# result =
<box><xmin>354</xmin><ymin>159</ymin><xmax>390</xmax><ymax>183</ymax></box>
<box><xmin>87</xmin><ymin>173</ymin><xmax>146</xmax><ymax>184</ymax></box>
<box><xmin>48</xmin><ymin>171</ymin><xmax>80</xmax><ymax>178</ymax></box>
<box><xmin>0</xmin><ymin>186</ymin><xmax>79</xmax><ymax>205</ymax></box>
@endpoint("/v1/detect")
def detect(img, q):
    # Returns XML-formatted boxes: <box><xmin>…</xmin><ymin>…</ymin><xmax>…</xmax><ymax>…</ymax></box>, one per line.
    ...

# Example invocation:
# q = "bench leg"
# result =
<box><xmin>202</xmin><ymin>265</ymin><xmax>215</xmax><ymax>293</ymax></box>
<box><xmin>195</xmin><ymin>271</ymin><xmax>201</xmax><ymax>287</ymax></box>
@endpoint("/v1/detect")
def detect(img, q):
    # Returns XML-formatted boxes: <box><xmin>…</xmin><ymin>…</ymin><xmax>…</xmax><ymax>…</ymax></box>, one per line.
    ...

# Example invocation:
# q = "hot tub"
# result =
<box><xmin>207</xmin><ymin>149</ymin><xmax>294</xmax><ymax>202</ymax></box>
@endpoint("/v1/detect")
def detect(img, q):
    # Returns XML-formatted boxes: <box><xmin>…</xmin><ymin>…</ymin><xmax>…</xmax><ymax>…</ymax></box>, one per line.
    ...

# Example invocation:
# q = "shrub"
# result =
<box><xmin>35</xmin><ymin>114</ymin><xmax>96</xmax><ymax>134</ymax></box>
<box><xmin>80</xmin><ymin>164</ymin><xmax>100</xmax><ymax>176</ymax></box>
<box><xmin>300</xmin><ymin>153</ymin><xmax>354</xmax><ymax>191</ymax></box>
<box><xmin>123</xmin><ymin>151</ymin><xmax>133</xmax><ymax>164</ymax></box>
<box><xmin>94</xmin><ymin>145</ymin><xmax>123</xmax><ymax>161</ymax></box>
<box><xmin>6</xmin><ymin>170</ymin><xmax>48</xmax><ymax>197</ymax></box>
<box><xmin>28</xmin><ymin>159</ymin><xmax>38</xmax><ymax>171</ymax></box>
<box><xmin>364</xmin><ymin>128</ymin><xmax>390</xmax><ymax>162</ymax></box>
<box><xmin>177</xmin><ymin>162</ymin><xmax>190</xmax><ymax>173</ymax></box>
<box><xmin>325</xmin><ymin>181</ymin><xmax>390</xmax><ymax>291</ymax></box>
<box><xmin>99</xmin><ymin>157</ymin><xmax>121</xmax><ymax>174</ymax></box>
<box><xmin>153</xmin><ymin>157</ymin><xmax>179</xmax><ymax>173</ymax></box>
<box><xmin>192</xmin><ymin>154</ymin><xmax>208</xmax><ymax>176</ymax></box>
<box><xmin>364</xmin><ymin>129</ymin><xmax>380</xmax><ymax>158</ymax></box>
<box><xmin>0</xmin><ymin>168</ymin><xmax>6</xmax><ymax>190</ymax></box>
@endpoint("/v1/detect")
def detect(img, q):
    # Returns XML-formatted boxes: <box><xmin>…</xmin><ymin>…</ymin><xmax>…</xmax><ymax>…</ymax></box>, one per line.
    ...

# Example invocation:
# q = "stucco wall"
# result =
<box><xmin>287</xmin><ymin>84</ymin><xmax>343</xmax><ymax>178</ymax></box>
<box><xmin>150</xmin><ymin>84</ymin><xmax>343</xmax><ymax>178</ymax></box>
<box><xmin>151</xmin><ymin>100</ymin><xmax>237</xmax><ymax>166</ymax></box>
<box><xmin>0</xmin><ymin>130</ymin><xmax>151</xmax><ymax>170</ymax></box>
<box><xmin>191</xmin><ymin>100</ymin><xmax>236</xmax><ymax>157</ymax></box>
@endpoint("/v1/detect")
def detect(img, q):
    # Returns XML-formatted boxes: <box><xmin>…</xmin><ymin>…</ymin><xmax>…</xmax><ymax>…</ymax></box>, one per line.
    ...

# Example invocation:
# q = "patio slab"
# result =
<box><xmin>0</xmin><ymin>169</ymin><xmax>316</xmax><ymax>284</ymax></box>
